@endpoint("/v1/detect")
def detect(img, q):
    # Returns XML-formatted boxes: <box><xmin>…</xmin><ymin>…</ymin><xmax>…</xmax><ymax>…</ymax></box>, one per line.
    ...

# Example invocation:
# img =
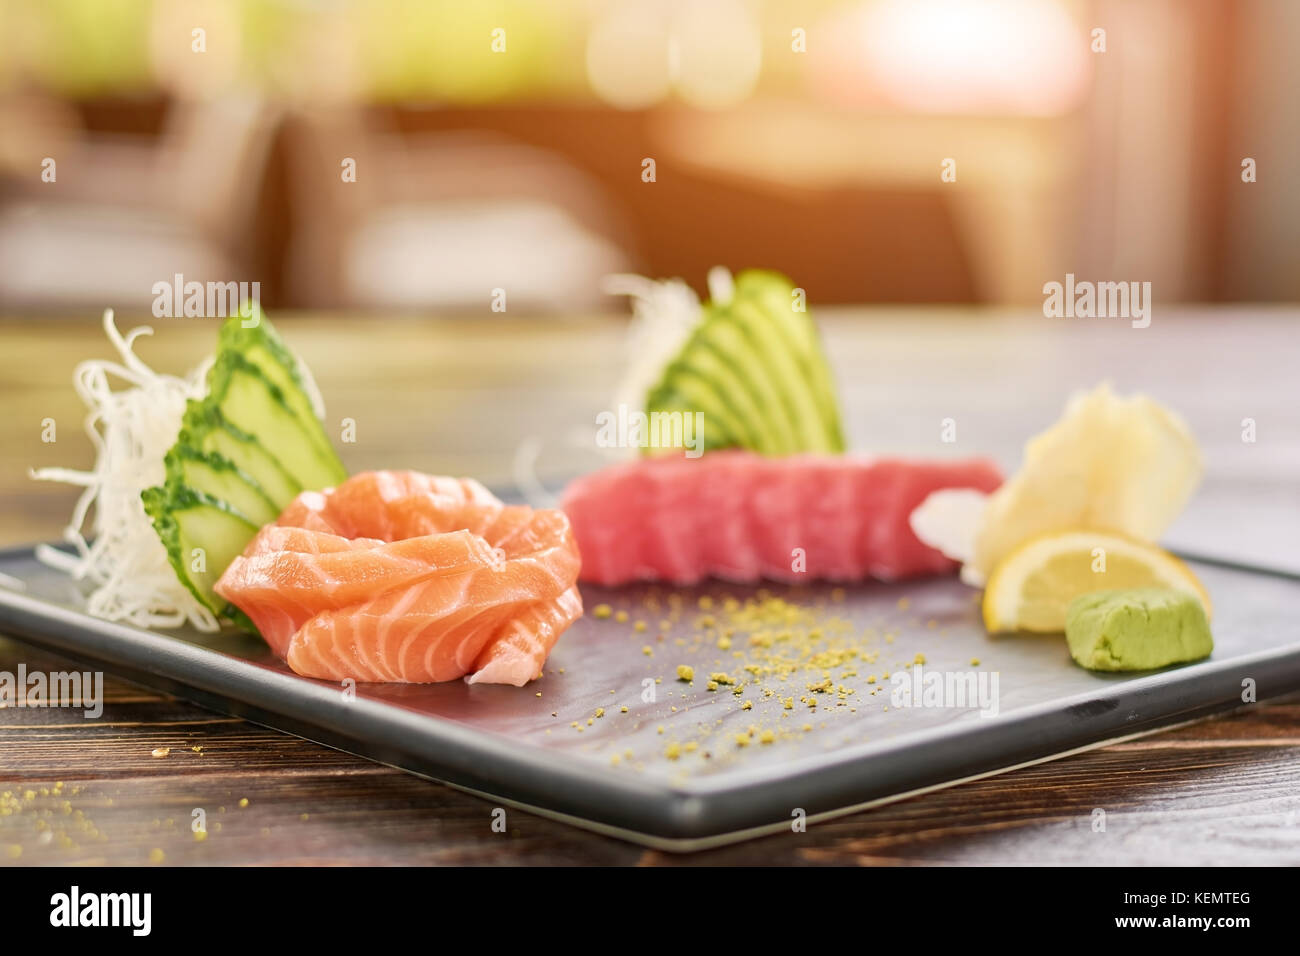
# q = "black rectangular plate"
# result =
<box><xmin>1</xmin><ymin>545</ymin><xmax>1298</xmax><ymax>850</ymax></box>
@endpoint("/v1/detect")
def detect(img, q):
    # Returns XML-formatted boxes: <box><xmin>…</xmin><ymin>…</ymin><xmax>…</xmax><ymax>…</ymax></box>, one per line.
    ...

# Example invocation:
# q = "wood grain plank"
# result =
<box><xmin>2</xmin><ymin>636</ymin><xmax>1298</xmax><ymax>865</ymax></box>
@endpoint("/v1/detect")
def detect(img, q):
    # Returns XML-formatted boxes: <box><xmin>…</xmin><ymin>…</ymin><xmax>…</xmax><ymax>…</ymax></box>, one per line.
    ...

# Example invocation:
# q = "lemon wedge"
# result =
<box><xmin>982</xmin><ymin>530</ymin><xmax>1212</xmax><ymax>633</ymax></box>
<box><xmin>968</xmin><ymin>383</ymin><xmax>1202</xmax><ymax>584</ymax></box>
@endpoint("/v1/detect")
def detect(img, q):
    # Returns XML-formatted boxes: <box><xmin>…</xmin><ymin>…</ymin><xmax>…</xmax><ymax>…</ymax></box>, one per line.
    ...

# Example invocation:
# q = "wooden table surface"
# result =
<box><xmin>2</xmin><ymin>308</ymin><xmax>1298</xmax><ymax>865</ymax></box>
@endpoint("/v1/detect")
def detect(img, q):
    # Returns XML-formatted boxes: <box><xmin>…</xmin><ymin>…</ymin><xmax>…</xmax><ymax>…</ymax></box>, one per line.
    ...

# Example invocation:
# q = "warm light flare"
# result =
<box><xmin>586</xmin><ymin>0</ymin><xmax>761</xmax><ymax>111</ymax></box>
<box><xmin>816</xmin><ymin>0</ymin><xmax>1091</xmax><ymax>115</ymax></box>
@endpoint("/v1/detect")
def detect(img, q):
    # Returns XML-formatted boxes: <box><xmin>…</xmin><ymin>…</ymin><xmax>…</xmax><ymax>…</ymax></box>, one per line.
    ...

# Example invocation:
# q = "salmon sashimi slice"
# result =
<box><xmin>284</xmin><ymin>512</ymin><xmax>580</xmax><ymax>682</ymax></box>
<box><xmin>217</xmin><ymin>526</ymin><xmax>503</xmax><ymax>659</ymax></box>
<box><xmin>214</xmin><ymin>470</ymin><xmax>582</xmax><ymax>685</ymax></box>
<box><xmin>560</xmin><ymin>451</ymin><xmax>1003</xmax><ymax>586</ymax></box>
<box><xmin>467</xmin><ymin>585</ymin><xmax>584</xmax><ymax>685</ymax></box>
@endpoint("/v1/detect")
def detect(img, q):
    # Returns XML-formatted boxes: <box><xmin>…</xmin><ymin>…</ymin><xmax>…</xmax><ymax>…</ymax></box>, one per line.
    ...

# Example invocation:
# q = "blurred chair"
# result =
<box><xmin>0</xmin><ymin>96</ymin><xmax>277</xmax><ymax>312</ymax></box>
<box><xmin>282</xmin><ymin>110</ymin><xmax>632</xmax><ymax>313</ymax></box>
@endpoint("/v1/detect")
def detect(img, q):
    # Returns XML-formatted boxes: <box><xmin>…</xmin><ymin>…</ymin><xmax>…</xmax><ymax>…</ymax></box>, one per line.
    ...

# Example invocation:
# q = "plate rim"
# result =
<box><xmin>2</xmin><ymin>542</ymin><xmax>1298</xmax><ymax>847</ymax></box>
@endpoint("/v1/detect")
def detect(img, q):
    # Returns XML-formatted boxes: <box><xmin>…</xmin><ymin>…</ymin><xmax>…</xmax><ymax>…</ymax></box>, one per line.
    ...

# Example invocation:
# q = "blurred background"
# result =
<box><xmin>0</xmin><ymin>0</ymin><xmax>1297</xmax><ymax>315</ymax></box>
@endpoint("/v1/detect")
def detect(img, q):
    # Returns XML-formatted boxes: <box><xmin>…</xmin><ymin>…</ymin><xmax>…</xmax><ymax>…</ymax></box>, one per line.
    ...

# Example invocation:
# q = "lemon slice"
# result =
<box><xmin>982</xmin><ymin>530</ymin><xmax>1211</xmax><ymax>633</ymax></box>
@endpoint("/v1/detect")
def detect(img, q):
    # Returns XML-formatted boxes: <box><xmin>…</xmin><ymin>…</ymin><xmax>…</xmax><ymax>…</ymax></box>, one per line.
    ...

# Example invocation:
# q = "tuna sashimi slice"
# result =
<box><xmin>560</xmin><ymin>451</ymin><xmax>1002</xmax><ymax>586</ymax></box>
<box><xmin>697</xmin><ymin>452</ymin><xmax>761</xmax><ymax>582</ymax></box>
<box><xmin>638</xmin><ymin>457</ymin><xmax>704</xmax><ymax>583</ymax></box>
<box><xmin>748</xmin><ymin>457</ymin><xmax>808</xmax><ymax>582</ymax></box>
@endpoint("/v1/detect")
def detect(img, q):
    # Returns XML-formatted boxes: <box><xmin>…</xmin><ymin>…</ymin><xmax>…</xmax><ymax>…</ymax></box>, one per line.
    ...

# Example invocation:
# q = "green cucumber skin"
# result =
<box><xmin>221</xmin><ymin>604</ymin><xmax>259</xmax><ymax>635</ymax></box>
<box><xmin>216</xmin><ymin>305</ymin><xmax>337</xmax><ymax>463</ymax></box>
<box><xmin>142</xmin><ymin>485</ymin><xmax>197</xmax><ymax>611</ymax></box>
<box><xmin>645</xmin><ymin>317</ymin><xmax>782</xmax><ymax>457</ymax></box>
<box><xmin>141</xmin><ymin>483</ymin><xmax>258</xmax><ymax>629</ymax></box>
<box><xmin>648</xmin><ymin>355</ymin><xmax>755</xmax><ymax>451</ymax></box>
<box><xmin>644</xmin><ymin>383</ymin><xmax>736</xmax><ymax>456</ymax></box>
<box><xmin>144</xmin><ymin>306</ymin><xmax>348</xmax><ymax>635</ymax></box>
<box><xmin>656</xmin><ymin>366</ymin><xmax>746</xmax><ymax>451</ymax></box>
<box><xmin>733</xmin><ymin>270</ymin><xmax>845</xmax><ymax>452</ymax></box>
<box><xmin>697</xmin><ymin>309</ymin><xmax>799</xmax><ymax>454</ymax></box>
<box><xmin>217</xmin><ymin>303</ymin><xmax>300</xmax><ymax>383</ymax></box>
<box><xmin>206</xmin><ymin>351</ymin><xmax>348</xmax><ymax>488</ymax></box>
<box><xmin>178</xmin><ymin>399</ymin><xmax>302</xmax><ymax>510</ymax></box>
<box><xmin>665</xmin><ymin>345</ymin><xmax>766</xmax><ymax>452</ymax></box>
<box><xmin>164</xmin><ymin>445</ymin><xmax>280</xmax><ymax>527</ymax></box>
<box><xmin>641</xmin><ymin>268</ymin><xmax>847</xmax><ymax>457</ymax></box>
<box><xmin>722</xmin><ymin>297</ymin><xmax>829</xmax><ymax>453</ymax></box>
<box><xmin>647</xmin><ymin>355</ymin><xmax>760</xmax><ymax>455</ymax></box>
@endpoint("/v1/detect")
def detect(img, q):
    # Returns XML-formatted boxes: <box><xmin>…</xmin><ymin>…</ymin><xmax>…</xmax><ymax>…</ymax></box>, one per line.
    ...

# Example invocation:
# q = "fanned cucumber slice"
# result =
<box><xmin>144</xmin><ymin>306</ymin><xmax>349</xmax><ymax>631</ymax></box>
<box><xmin>142</xmin><ymin>484</ymin><xmax>259</xmax><ymax>621</ymax></box>
<box><xmin>217</xmin><ymin>303</ymin><xmax>336</xmax><ymax>462</ymax></box>
<box><xmin>733</xmin><ymin>270</ymin><xmax>845</xmax><ymax>452</ymax></box>
<box><xmin>648</xmin><ymin>359</ymin><xmax>752</xmax><ymax>453</ymax></box>
<box><xmin>164</xmin><ymin>445</ymin><xmax>279</xmax><ymax>527</ymax></box>
<box><xmin>645</xmin><ymin>380</ymin><xmax>735</xmax><ymax>455</ymax></box>
<box><xmin>728</xmin><ymin>296</ymin><xmax>830</xmax><ymax>452</ymax></box>
<box><xmin>178</xmin><ymin>400</ymin><xmax>301</xmax><ymax>510</ymax></box>
<box><xmin>206</xmin><ymin>352</ymin><xmax>347</xmax><ymax>491</ymax></box>
<box><xmin>641</xmin><ymin>268</ymin><xmax>846</xmax><ymax>457</ymax></box>
<box><xmin>693</xmin><ymin>309</ymin><xmax>799</xmax><ymax>454</ymax></box>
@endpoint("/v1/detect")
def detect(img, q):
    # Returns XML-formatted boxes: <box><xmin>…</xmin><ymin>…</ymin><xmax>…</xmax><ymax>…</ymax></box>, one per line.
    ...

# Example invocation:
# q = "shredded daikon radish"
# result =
<box><xmin>30</xmin><ymin>309</ymin><xmax>219</xmax><ymax>631</ymax></box>
<box><xmin>602</xmin><ymin>271</ymin><xmax>705</xmax><ymax>413</ymax></box>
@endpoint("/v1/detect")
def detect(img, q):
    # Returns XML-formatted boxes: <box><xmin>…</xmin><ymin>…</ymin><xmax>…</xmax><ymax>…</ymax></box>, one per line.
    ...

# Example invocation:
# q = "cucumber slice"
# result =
<box><xmin>143</xmin><ymin>306</ymin><xmax>346</xmax><ymax>633</ymax></box>
<box><xmin>164</xmin><ymin>445</ymin><xmax>279</xmax><ymax>527</ymax></box>
<box><xmin>142</xmin><ymin>484</ymin><xmax>259</xmax><ymax>621</ymax></box>
<box><xmin>217</xmin><ymin>303</ymin><xmax>337</xmax><ymax>462</ymax></box>
<box><xmin>674</xmin><ymin>320</ymin><xmax>782</xmax><ymax>454</ymax></box>
<box><xmin>178</xmin><ymin>400</ymin><xmax>301</xmax><ymax>510</ymax></box>
<box><xmin>677</xmin><ymin>344</ymin><xmax>770</xmax><ymax>451</ymax></box>
<box><xmin>206</xmin><ymin>352</ymin><xmax>347</xmax><ymax>491</ymax></box>
<box><xmin>696</xmin><ymin>307</ymin><xmax>799</xmax><ymax>454</ymax></box>
<box><xmin>733</xmin><ymin>270</ymin><xmax>845</xmax><ymax>452</ymax></box>
<box><xmin>639</xmin><ymin>269</ymin><xmax>847</xmax><ymax>458</ymax></box>
<box><xmin>728</xmin><ymin>296</ymin><xmax>830</xmax><ymax>452</ymax></box>
<box><xmin>645</xmin><ymin>379</ymin><xmax>735</xmax><ymax>455</ymax></box>
<box><xmin>649</xmin><ymin>360</ymin><xmax>748</xmax><ymax>452</ymax></box>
